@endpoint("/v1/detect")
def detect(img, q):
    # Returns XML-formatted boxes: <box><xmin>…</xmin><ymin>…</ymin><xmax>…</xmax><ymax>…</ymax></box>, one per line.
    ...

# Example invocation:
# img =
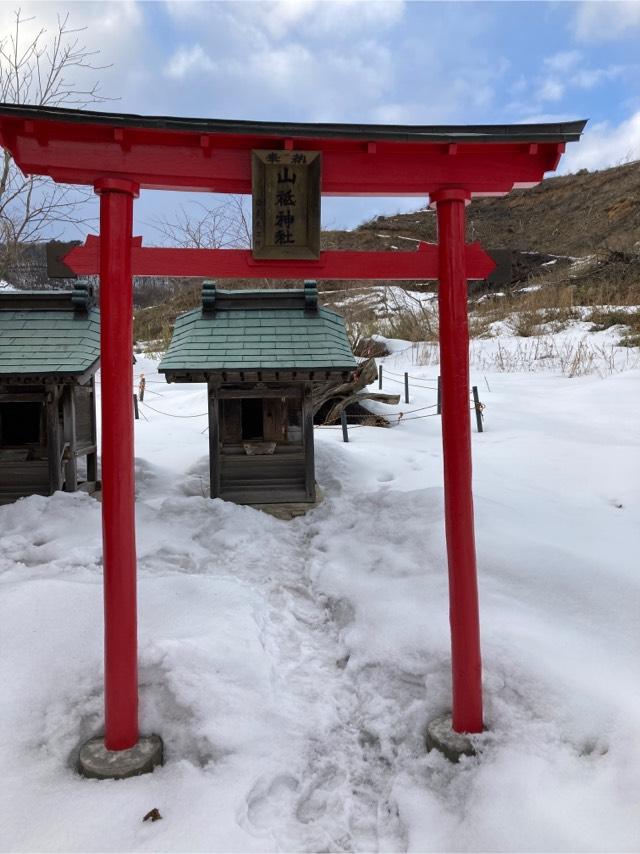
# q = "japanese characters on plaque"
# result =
<box><xmin>252</xmin><ymin>150</ymin><xmax>321</xmax><ymax>260</ymax></box>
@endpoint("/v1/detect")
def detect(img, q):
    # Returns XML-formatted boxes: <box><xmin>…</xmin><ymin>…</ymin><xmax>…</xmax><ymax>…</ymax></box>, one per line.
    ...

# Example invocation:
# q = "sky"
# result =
<box><xmin>1</xmin><ymin>0</ymin><xmax>640</xmax><ymax>239</ymax></box>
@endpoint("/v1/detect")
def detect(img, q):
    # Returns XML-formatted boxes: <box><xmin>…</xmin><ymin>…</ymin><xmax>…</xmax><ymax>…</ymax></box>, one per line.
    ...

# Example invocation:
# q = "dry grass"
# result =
<box><xmin>470</xmin><ymin>337</ymin><xmax>639</xmax><ymax>377</ymax></box>
<box><xmin>410</xmin><ymin>341</ymin><xmax>440</xmax><ymax>367</ymax></box>
<box><xmin>585</xmin><ymin>307</ymin><xmax>640</xmax><ymax>347</ymax></box>
<box><xmin>384</xmin><ymin>289</ymin><xmax>439</xmax><ymax>342</ymax></box>
<box><xmin>359</xmin><ymin>280</ymin><xmax>634</xmax><ymax>374</ymax></box>
<box><xmin>412</xmin><ymin>336</ymin><xmax>639</xmax><ymax>377</ymax></box>
<box><xmin>472</xmin><ymin>283</ymin><xmax>580</xmax><ymax>335</ymax></box>
<box><xmin>385</xmin><ymin>305</ymin><xmax>438</xmax><ymax>341</ymax></box>
<box><xmin>134</xmin><ymin>281</ymin><xmax>201</xmax><ymax>351</ymax></box>
<box><xmin>352</xmin><ymin>337</ymin><xmax>390</xmax><ymax>358</ymax></box>
<box><xmin>468</xmin><ymin>252</ymin><xmax>640</xmax><ymax>347</ymax></box>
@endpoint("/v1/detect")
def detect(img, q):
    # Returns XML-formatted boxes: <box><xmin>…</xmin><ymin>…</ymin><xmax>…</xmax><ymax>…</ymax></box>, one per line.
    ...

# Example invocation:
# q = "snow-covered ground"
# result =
<box><xmin>324</xmin><ymin>284</ymin><xmax>437</xmax><ymax>317</ymax></box>
<box><xmin>1</xmin><ymin>328</ymin><xmax>639</xmax><ymax>852</ymax></box>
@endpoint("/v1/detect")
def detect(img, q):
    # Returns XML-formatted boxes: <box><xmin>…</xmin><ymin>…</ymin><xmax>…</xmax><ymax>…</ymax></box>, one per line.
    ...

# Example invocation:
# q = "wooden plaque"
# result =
<box><xmin>252</xmin><ymin>150</ymin><xmax>321</xmax><ymax>260</ymax></box>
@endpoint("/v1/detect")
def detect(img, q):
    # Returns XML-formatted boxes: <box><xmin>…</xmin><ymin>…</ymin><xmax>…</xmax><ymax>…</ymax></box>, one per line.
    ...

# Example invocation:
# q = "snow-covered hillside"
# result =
<box><xmin>1</xmin><ymin>327</ymin><xmax>639</xmax><ymax>852</ymax></box>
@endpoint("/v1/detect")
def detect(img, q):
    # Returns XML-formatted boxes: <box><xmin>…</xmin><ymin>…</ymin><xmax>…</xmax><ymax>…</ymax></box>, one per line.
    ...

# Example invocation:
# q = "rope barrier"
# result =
<box><xmin>325</xmin><ymin>403</ymin><xmax>438</xmax><ymax>424</ymax></box>
<box><xmin>135</xmin><ymin>399</ymin><xmax>480</xmax><ymax>423</ymax></box>
<box><xmin>317</xmin><ymin>423</ymin><xmax>365</xmax><ymax>430</ymax></box>
<box><xmin>139</xmin><ymin>401</ymin><xmax>208</xmax><ymax>418</ymax></box>
<box><xmin>381</xmin><ymin>367</ymin><xmax>439</xmax><ymax>382</ymax></box>
<box><xmin>392</xmin><ymin>412</ymin><xmax>440</xmax><ymax>422</ymax></box>
<box><xmin>382</xmin><ymin>374</ymin><xmax>438</xmax><ymax>390</ymax></box>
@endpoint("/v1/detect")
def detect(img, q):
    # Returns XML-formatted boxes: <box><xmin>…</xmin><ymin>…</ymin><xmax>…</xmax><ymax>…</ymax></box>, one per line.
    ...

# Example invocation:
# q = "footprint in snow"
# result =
<box><xmin>245</xmin><ymin>773</ymin><xmax>300</xmax><ymax>829</ymax></box>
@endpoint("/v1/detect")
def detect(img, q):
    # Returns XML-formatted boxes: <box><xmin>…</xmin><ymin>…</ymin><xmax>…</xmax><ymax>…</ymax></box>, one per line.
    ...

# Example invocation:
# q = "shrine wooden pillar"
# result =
<box><xmin>95</xmin><ymin>177</ymin><xmax>140</xmax><ymax>751</ymax></box>
<box><xmin>432</xmin><ymin>188</ymin><xmax>483</xmax><ymax>734</ymax></box>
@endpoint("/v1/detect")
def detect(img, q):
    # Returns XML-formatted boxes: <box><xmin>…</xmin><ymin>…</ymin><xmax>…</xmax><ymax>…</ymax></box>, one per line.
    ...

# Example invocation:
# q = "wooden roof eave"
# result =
<box><xmin>161</xmin><ymin>367</ymin><xmax>354</xmax><ymax>385</ymax></box>
<box><xmin>0</xmin><ymin>359</ymin><xmax>99</xmax><ymax>385</ymax></box>
<box><xmin>0</xmin><ymin>103</ymin><xmax>588</xmax><ymax>143</ymax></box>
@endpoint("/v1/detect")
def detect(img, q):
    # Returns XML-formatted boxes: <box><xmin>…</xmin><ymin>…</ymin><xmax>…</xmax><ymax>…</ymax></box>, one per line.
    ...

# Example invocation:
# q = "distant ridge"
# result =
<box><xmin>322</xmin><ymin>160</ymin><xmax>640</xmax><ymax>258</ymax></box>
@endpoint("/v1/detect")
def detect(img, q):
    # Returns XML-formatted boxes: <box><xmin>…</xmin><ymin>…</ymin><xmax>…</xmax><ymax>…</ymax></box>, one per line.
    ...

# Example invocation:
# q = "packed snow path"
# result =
<box><xmin>1</xmin><ymin>346</ymin><xmax>639</xmax><ymax>852</ymax></box>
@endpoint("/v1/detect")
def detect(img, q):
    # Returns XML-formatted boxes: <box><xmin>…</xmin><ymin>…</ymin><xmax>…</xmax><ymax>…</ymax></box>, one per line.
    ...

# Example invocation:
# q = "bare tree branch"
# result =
<box><xmin>0</xmin><ymin>8</ymin><xmax>111</xmax><ymax>287</ymax></box>
<box><xmin>151</xmin><ymin>196</ymin><xmax>252</xmax><ymax>251</ymax></box>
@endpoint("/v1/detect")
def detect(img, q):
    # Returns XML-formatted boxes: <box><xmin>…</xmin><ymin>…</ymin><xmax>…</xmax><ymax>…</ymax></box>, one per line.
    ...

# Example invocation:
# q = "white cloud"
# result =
<box><xmin>163</xmin><ymin>28</ymin><xmax>395</xmax><ymax>120</ymax></box>
<box><xmin>538</xmin><ymin>78</ymin><xmax>564</xmax><ymax>102</ymax></box>
<box><xmin>166</xmin><ymin>44</ymin><xmax>215</xmax><ymax>79</ymax></box>
<box><xmin>544</xmin><ymin>50</ymin><xmax>582</xmax><ymax>72</ymax></box>
<box><xmin>165</xmin><ymin>0</ymin><xmax>404</xmax><ymax>40</ymax></box>
<box><xmin>289</xmin><ymin>0</ymin><xmax>405</xmax><ymax>36</ymax></box>
<box><xmin>157</xmin><ymin>1</ymin><xmax>409</xmax><ymax>122</ymax></box>
<box><xmin>561</xmin><ymin>111</ymin><xmax>640</xmax><ymax>172</ymax></box>
<box><xmin>572</xmin><ymin>65</ymin><xmax>625</xmax><ymax>88</ymax></box>
<box><xmin>514</xmin><ymin>49</ymin><xmax>630</xmax><ymax>119</ymax></box>
<box><xmin>573</xmin><ymin>0</ymin><xmax>640</xmax><ymax>41</ymax></box>
<box><xmin>157</xmin><ymin>1</ymin><xmax>514</xmax><ymax>125</ymax></box>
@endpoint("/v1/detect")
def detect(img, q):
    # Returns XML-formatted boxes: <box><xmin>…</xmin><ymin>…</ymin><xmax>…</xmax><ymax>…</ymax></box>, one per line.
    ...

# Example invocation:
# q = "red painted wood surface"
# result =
<box><xmin>63</xmin><ymin>237</ymin><xmax>496</xmax><ymax>281</ymax></box>
<box><xmin>0</xmin><ymin>113</ymin><xmax>565</xmax><ymax>195</ymax></box>
<box><xmin>96</xmin><ymin>178</ymin><xmax>140</xmax><ymax>751</ymax></box>
<box><xmin>433</xmin><ymin>189</ymin><xmax>483</xmax><ymax>733</ymax></box>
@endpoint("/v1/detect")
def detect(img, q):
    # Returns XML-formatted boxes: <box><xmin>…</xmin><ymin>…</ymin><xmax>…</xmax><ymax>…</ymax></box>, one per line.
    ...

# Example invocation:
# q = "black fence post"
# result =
<box><xmin>472</xmin><ymin>386</ymin><xmax>483</xmax><ymax>433</ymax></box>
<box><xmin>378</xmin><ymin>364</ymin><xmax>383</xmax><ymax>390</ymax></box>
<box><xmin>437</xmin><ymin>375</ymin><xmax>441</xmax><ymax>415</ymax></box>
<box><xmin>133</xmin><ymin>393</ymin><xmax>139</xmax><ymax>421</ymax></box>
<box><xmin>341</xmin><ymin>409</ymin><xmax>349</xmax><ymax>443</ymax></box>
<box><xmin>404</xmin><ymin>372</ymin><xmax>409</xmax><ymax>404</ymax></box>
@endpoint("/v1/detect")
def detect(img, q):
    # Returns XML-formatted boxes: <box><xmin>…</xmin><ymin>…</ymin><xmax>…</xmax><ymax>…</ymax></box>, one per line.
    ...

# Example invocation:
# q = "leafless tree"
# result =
<box><xmin>147</xmin><ymin>194</ymin><xmax>265</xmax><ymax>297</ymax></box>
<box><xmin>0</xmin><ymin>9</ymin><xmax>109</xmax><ymax>286</ymax></box>
<box><xmin>152</xmin><ymin>195</ymin><xmax>252</xmax><ymax>250</ymax></box>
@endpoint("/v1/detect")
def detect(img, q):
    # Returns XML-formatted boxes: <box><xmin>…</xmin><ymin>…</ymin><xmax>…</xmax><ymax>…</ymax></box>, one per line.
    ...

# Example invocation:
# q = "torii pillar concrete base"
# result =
<box><xmin>426</xmin><ymin>714</ymin><xmax>477</xmax><ymax>763</ymax></box>
<box><xmin>78</xmin><ymin>735</ymin><xmax>163</xmax><ymax>780</ymax></box>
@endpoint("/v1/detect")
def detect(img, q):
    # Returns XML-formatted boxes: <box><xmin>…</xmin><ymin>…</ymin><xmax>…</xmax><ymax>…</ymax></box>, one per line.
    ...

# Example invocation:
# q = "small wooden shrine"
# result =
<box><xmin>159</xmin><ymin>282</ymin><xmax>355</xmax><ymax>505</ymax></box>
<box><xmin>0</xmin><ymin>284</ymin><xmax>99</xmax><ymax>504</ymax></box>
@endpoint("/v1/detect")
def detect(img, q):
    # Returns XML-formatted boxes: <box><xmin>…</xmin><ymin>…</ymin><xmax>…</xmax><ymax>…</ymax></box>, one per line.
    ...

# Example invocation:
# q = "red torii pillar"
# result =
<box><xmin>78</xmin><ymin>179</ymin><xmax>163</xmax><ymax>778</ymax></box>
<box><xmin>433</xmin><ymin>189</ymin><xmax>483</xmax><ymax>735</ymax></box>
<box><xmin>96</xmin><ymin>178</ymin><xmax>139</xmax><ymax>751</ymax></box>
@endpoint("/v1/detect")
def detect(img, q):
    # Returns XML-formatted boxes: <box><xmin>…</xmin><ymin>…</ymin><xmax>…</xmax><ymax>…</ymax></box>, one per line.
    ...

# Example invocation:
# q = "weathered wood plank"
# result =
<box><xmin>220</xmin><ymin>488</ymin><xmax>310</xmax><ymax>505</ymax></box>
<box><xmin>221</xmin><ymin>399</ymin><xmax>242</xmax><ymax>443</ymax></box>
<box><xmin>220</xmin><ymin>444</ymin><xmax>303</xmax><ymax>457</ymax></box>
<box><xmin>86</xmin><ymin>375</ymin><xmax>98</xmax><ymax>483</ymax></box>
<box><xmin>303</xmin><ymin>382</ymin><xmax>315</xmax><ymax>501</ymax></box>
<box><xmin>0</xmin><ymin>392</ymin><xmax>45</xmax><ymax>402</ymax></box>
<box><xmin>217</xmin><ymin>384</ymin><xmax>303</xmax><ymax>399</ymax></box>
<box><xmin>62</xmin><ymin>385</ymin><xmax>78</xmax><ymax>492</ymax></box>
<box><xmin>74</xmin><ymin>385</ymin><xmax>94</xmax><ymax>444</ymax></box>
<box><xmin>208</xmin><ymin>383</ymin><xmax>220</xmax><ymax>498</ymax></box>
<box><xmin>263</xmin><ymin>398</ymin><xmax>286</xmax><ymax>443</ymax></box>
<box><xmin>46</xmin><ymin>385</ymin><xmax>62</xmax><ymax>493</ymax></box>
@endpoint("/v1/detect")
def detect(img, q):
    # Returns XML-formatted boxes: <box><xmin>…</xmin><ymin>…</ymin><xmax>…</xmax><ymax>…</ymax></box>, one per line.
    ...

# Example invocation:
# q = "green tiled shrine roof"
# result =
<box><xmin>159</xmin><ymin>287</ymin><xmax>356</xmax><ymax>374</ymax></box>
<box><xmin>0</xmin><ymin>288</ymin><xmax>100</xmax><ymax>378</ymax></box>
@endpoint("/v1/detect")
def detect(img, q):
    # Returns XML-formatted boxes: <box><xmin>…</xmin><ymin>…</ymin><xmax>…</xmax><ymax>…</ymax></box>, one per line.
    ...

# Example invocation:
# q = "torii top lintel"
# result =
<box><xmin>0</xmin><ymin>104</ymin><xmax>586</xmax><ymax>197</ymax></box>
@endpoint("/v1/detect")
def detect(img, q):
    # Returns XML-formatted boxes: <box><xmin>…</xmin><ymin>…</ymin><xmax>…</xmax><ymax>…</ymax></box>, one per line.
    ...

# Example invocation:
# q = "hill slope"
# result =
<box><xmin>329</xmin><ymin>160</ymin><xmax>640</xmax><ymax>257</ymax></box>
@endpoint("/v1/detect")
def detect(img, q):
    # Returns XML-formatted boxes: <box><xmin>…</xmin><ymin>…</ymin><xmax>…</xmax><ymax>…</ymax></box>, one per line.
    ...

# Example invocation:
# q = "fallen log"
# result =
<box><xmin>313</xmin><ymin>358</ymin><xmax>400</xmax><ymax>424</ymax></box>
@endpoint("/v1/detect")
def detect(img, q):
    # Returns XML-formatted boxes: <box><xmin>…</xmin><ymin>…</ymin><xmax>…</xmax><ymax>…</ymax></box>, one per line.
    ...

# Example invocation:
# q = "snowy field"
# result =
<box><xmin>1</xmin><ymin>328</ymin><xmax>639</xmax><ymax>853</ymax></box>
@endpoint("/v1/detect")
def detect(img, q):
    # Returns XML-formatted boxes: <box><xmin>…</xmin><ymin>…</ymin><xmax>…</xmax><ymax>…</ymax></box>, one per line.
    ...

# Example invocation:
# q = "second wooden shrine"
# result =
<box><xmin>159</xmin><ymin>282</ymin><xmax>355</xmax><ymax>505</ymax></box>
<box><xmin>0</xmin><ymin>284</ymin><xmax>99</xmax><ymax>504</ymax></box>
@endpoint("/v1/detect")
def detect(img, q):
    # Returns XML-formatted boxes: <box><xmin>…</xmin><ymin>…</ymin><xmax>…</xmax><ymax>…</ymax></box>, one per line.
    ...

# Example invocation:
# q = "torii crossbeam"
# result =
<box><xmin>0</xmin><ymin>103</ymin><xmax>585</xmax><ymax>775</ymax></box>
<box><xmin>62</xmin><ymin>234</ymin><xmax>496</xmax><ymax>280</ymax></box>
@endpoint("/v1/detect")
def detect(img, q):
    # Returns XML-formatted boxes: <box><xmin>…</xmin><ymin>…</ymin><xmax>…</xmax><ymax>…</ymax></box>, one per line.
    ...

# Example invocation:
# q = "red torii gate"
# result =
<box><xmin>0</xmin><ymin>104</ymin><xmax>585</xmax><ymax>775</ymax></box>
